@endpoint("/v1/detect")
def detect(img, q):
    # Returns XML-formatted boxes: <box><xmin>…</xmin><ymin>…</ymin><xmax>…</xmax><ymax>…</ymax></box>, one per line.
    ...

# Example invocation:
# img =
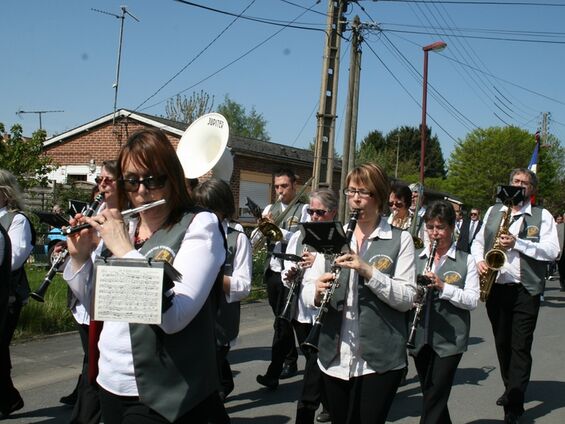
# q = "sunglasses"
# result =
<box><xmin>388</xmin><ymin>201</ymin><xmax>405</xmax><ymax>208</ymax></box>
<box><xmin>95</xmin><ymin>176</ymin><xmax>115</xmax><ymax>185</ymax></box>
<box><xmin>306</xmin><ymin>208</ymin><xmax>329</xmax><ymax>217</ymax></box>
<box><xmin>119</xmin><ymin>175</ymin><xmax>167</xmax><ymax>192</ymax></box>
<box><xmin>470</xmin><ymin>212</ymin><xmax>478</xmax><ymax>216</ymax></box>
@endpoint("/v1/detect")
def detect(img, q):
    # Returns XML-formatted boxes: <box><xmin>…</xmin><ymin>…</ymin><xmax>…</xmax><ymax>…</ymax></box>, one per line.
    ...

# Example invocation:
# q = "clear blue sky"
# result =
<box><xmin>2</xmin><ymin>0</ymin><xmax>564</xmax><ymax>164</ymax></box>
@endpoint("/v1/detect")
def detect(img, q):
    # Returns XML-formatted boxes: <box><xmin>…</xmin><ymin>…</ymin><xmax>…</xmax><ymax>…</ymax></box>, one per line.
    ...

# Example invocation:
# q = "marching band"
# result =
<box><xmin>2</xmin><ymin>121</ymin><xmax>561</xmax><ymax>424</ymax></box>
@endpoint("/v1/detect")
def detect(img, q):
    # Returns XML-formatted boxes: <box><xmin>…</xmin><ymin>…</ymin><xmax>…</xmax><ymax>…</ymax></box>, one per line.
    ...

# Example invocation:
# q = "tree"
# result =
<box><xmin>356</xmin><ymin>126</ymin><xmax>446</xmax><ymax>181</ymax></box>
<box><xmin>216</xmin><ymin>95</ymin><xmax>270</xmax><ymax>140</ymax></box>
<box><xmin>0</xmin><ymin>123</ymin><xmax>54</xmax><ymax>190</ymax></box>
<box><xmin>445</xmin><ymin>125</ymin><xmax>564</xmax><ymax>212</ymax></box>
<box><xmin>163</xmin><ymin>90</ymin><xmax>215</xmax><ymax>125</ymax></box>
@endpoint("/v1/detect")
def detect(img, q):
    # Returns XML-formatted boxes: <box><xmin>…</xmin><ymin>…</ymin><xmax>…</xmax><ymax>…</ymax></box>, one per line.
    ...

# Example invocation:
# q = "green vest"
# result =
<box><xmin>0</xmin><ymin>211</ymin><xmax>35</xmax><ymax>303</ymax></box>
<box><xmin>129</xmin><ymin>211</ymin><xmax>224</xmax><ymax>422</ymax></box>
<box><xmin>318</xmin><ymin>228</ymin><xmax>407</xmax><ymax>374</ymax></box>
<box><xmin>409</xmin><ymin>249</ymin><xmax>470</xmax><ymax>357</ymax></box>
<box><xmin>484</xmin><ymin>205</ymin><xmax>546</xmax><ymax>295</ymax></box>
<box><xmin>216</xmin><ymin>227</ymin><xmax>242</xmax><ymax>345</ymax></box>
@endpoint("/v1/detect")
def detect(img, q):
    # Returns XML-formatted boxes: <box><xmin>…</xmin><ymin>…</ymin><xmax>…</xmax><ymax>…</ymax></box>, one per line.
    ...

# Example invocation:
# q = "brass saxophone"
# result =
<box><xmin>479</xmin><ymin>205</ymin><xmax>512</xmax><ymax>302</ymax></box>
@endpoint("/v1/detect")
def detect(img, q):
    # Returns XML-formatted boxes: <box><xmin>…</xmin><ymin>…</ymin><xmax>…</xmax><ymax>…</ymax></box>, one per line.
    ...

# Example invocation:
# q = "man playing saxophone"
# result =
<box><xmin>472</xmin><ymin>168</ymin><xmax>559</xmax><ymax>424</ymax></box>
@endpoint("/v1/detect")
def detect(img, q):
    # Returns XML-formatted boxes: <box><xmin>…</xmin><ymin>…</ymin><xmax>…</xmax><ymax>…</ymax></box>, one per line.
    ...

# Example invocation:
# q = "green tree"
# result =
<box><xmin>217</xmin><ymin>95</ymin><xmax>270</xmax><ymax>140</ymax></box>
<box><xmin>163</xmin><ymin>90</ymin><xmax>215</xmax><ymax>124</ymax></box>
<box><xmin>0</xmin><ymin>123</ymin><xmax>54</xmax><ymax>190</ymax></box>
<box><xmin>445</xmin><ymin>126</ymin><xmax>564</xmax><ymax>212</ymax></box>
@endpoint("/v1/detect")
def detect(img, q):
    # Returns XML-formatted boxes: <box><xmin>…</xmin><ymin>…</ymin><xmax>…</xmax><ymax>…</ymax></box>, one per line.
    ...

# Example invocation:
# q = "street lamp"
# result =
<box><xmin>419</xmin><ymin>40</ymin><xmax>447</xmax><ymax>185</ymax></box>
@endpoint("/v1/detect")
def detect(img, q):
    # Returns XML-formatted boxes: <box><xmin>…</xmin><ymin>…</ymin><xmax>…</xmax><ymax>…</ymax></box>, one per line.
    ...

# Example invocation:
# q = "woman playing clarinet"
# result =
<box><xmin>310</xmin><ymin>163</ymin><xmax>416</xmax><ymax>424</ymax></box>
<box><xmin>408</xmin><ymin>200</ymin><xmax>479</xmax><ymax>424</ymax></box>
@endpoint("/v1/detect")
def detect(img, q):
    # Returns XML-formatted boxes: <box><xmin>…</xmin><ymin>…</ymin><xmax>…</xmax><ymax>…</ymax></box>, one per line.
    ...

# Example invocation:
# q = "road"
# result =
<box><xmin>9</xmin><ymin>278</ymin><xmax>565</xmax><ymax>423</ymax></box>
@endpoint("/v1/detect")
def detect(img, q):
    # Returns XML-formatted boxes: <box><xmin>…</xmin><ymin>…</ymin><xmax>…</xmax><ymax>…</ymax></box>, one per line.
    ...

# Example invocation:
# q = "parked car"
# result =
<box><xmin>45</xmin><ymin>228</ymin><xmax>66</xmax><ymax>266</ymax></box>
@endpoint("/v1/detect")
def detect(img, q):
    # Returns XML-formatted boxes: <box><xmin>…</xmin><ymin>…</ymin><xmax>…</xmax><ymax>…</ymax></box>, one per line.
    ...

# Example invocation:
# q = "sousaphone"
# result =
<box><xmin>176</xmin><ymin>112</ymin><xmax>233</xmax><ymax>181</ymax></box>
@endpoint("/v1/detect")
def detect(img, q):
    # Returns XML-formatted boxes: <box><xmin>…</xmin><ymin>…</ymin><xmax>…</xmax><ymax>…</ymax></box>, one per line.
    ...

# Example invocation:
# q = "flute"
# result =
<box><xmin>63</xmin><ymin>199</ymin><xmax>166</xmax><ymax>235</ymax></box>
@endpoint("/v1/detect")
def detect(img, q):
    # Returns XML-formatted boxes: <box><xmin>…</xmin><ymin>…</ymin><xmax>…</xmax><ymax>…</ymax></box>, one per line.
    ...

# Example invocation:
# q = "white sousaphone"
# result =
<box><xmin>176</xmin><ymin>112</ymin><xmax>233</xmax><ymax>181</ymax></box>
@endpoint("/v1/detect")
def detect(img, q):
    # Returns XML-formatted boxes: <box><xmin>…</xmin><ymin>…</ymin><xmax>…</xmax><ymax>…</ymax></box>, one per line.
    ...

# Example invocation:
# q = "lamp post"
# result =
<box><xmin>419</xmin><ymin>41</ymin><xmax>447</xmax><ymax>185</ymax></box>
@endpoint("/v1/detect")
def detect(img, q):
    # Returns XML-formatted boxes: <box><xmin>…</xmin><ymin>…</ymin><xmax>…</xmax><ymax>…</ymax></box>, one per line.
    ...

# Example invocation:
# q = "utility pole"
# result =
<box><xmin>540</xmin><ymin>111</ymin><xmax>551</xmax><ymax>146</ymax></box>
<box><xmin>16</xmin><ymin>110</ymin><xmax>64</xmax><ymax>131</ymax></box>
<box><xmin>338</xmin><ymin>15</ymin><xmax>362</xmax><ymax>221</ymax></box>
<box><xmin>312</xmin><ymin>0</ymin><xmax>349</xmax><ymax>189</ymax></box>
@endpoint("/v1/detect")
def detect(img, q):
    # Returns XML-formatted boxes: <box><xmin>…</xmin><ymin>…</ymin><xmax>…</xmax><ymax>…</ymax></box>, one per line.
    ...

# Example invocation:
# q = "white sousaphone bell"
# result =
<box><xmin>176</xmin><ymin>112</ymin><xmax>233</xmax><ymax>181</ymax></box>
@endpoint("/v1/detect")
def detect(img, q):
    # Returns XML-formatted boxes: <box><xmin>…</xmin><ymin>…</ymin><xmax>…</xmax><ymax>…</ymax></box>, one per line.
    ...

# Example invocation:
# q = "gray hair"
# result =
<box><xmin>509</xmin><ymin>168</ymin><xmax>538</xmax><ymax>191</ymax></box>
<box><xmin>0</xmin><ymin>169</ymin><xmax>25</xmax><ymax>211</ymax></box>
<box><xmin>309</xmin><ymin>188</ymin><xmax>338</xmax><ymax>212</ymax></box>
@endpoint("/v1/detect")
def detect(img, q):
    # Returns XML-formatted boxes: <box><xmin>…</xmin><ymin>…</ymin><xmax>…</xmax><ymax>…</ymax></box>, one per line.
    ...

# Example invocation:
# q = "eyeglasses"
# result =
<box><xmin>306</xmin><ymin>208</ymin><xmax>329</xmax><ymax>217</ymax></box>
<box><xmin>388</xmin><ymin>201</ymin><xmax>405</xmax><ymax>208</ymax></box>
<box><xmin>343</xmin><ymin>188</ymin><xmax>372</xmax><ymax>198</ymax></box>
<box><xmin>470</xmin><ymin>212</ymin><xmax>478</xmax><ymax>216</ymax></box>
<box><xmin>95</xmin><ymin>176</ymin><xmax>115</xmax><ymax>185</ymax></box>
<box><xmin>119</xmin><ymin>175</ymin><xmax>167</xmax><ymax>192</ymax></box>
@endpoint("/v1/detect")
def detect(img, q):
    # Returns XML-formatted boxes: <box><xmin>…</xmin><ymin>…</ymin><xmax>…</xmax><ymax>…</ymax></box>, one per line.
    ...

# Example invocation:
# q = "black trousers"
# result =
<box><xmin>70</xmin><ymin>323</ymin><xmax>101</xmax><ymax>424</ymax></box>
<box><xmin>413</xmin><ymin>345</ymin><xmax>462</xmax><ymax>424</ymax></box>
<box><xmin>486</xmin><ymin>283</ymin><xmax>540</xmax><ymax>416</ymax></box>
<box><xmin>558</xmin><ymin>253</ymin><xmax>565</xmax><ymax>289</ymax></box>
<box><xmin>216</xmin><ymin>344</ymin><xmax>234</xmax><ymax>397</ymax></box>
<box><xmin>0</xmin><ymin>301</ymin><xmax>22</xmax><ymax>414</ymax></box>
<box><xmin>322</xmin><ymin>369</ymin><xmax>404</xmax><ymax>424</ymax></box>
<box><xmin>99</xmin><ymin>387</ymin><xmax>229</xmax><ymax>424</ymax></box>
<box><xmin>265</xmin><ymin>270</ymin><xmax>298</xmax><ymax>377</ymax></box>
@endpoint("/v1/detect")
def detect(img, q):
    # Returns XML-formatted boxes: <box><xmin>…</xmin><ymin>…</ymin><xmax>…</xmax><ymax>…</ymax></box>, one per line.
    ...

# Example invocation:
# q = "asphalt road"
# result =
<box><xmin>8</xmin><ymin>277</ymin><xmax>565</xmax><ymax>423</ymax></box>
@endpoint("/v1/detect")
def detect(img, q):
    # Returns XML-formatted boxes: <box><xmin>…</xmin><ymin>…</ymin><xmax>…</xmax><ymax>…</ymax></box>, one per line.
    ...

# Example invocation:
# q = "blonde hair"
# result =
<box><xmin>0</xmin><ymin>169</ymin><xmax>25</xmax><ymax>211</ymax></box>
<box><xmin>345</xmin><ymin>163</ymin><xmax>390</xmax><ymax>214</ymax></box>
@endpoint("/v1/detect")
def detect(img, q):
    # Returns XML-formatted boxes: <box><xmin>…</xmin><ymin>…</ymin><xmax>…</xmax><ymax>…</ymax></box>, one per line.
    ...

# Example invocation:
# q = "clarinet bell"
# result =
<box><xmin>301</xmin><ymin>323</ymin><xmax>321</xmax><ymax>354</ymax></box>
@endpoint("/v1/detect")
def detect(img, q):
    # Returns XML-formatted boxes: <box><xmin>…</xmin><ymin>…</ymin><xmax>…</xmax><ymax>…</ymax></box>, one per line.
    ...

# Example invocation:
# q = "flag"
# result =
<box><xmin>527</xmin><ymin>131</ymin><xmax>540</xmax><ymax>204</ymax></box>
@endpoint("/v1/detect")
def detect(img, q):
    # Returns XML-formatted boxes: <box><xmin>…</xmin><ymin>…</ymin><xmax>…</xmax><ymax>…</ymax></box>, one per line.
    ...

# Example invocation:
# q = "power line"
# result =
<box><xmin>364</xmin><ymin>0</ymin><xmax>565</xmax><ymax>7</ymax></box>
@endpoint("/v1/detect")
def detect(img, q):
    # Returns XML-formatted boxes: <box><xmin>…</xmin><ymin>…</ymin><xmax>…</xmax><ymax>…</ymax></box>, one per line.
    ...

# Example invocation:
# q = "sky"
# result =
<box><xmin>2</xmin><ymin>0</ymin><xmax>565</xmax><ymax>164</ymax></box>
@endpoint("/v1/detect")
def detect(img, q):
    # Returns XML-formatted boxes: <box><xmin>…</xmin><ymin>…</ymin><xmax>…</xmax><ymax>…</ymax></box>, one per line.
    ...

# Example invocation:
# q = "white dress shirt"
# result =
<box><xmin>472</xmin><ymin>202</ymin><xmax>559</xmax><ymax>285</ymax></box>
<box><xmin>0</xmin><ymin>207</ymin><xmax>34</xmax><ymax>270</ymax></box>
<box><xmin>223</xmin><ymin>220</ymin><xmax>252</xmax><ymax>304</ymax></box>
<box><xmin>64</xmin><ymin>211</ymin><xmax>225</xmax><ymax>396</ymax></box>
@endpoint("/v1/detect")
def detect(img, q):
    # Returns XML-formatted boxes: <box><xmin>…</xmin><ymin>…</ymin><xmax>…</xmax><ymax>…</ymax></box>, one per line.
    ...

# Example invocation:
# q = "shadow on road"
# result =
<box><xmin>5</xmin><ymin>405</ymin><xmax>71</xmax><ymax>423</ymax></box>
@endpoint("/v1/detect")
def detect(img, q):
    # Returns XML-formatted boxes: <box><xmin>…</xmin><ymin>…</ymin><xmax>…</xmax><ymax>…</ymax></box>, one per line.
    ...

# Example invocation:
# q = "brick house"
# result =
<box><xmin>42</xmin><ymin>109</ymin><xmax>341</xmax><ymax>222</ymax></box>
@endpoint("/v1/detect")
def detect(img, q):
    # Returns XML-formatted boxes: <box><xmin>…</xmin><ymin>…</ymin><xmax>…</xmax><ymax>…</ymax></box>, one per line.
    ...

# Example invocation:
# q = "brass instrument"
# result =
<box><xmin>407</xmin><ymin>239</ymin><xmax>438</xmax><ymax>349</ymax></box>
<box><xmin>31</xmin><ymin>193</ymin><xmax>105</xmax><ymax>303</ymax></box>
<box><xmin>479</xmin><ymin>204</ymin><xmax>512</xmax><ymax>302</ymax></box>
<box><xmin>301</xmin><ymin>209</ymin><xmax>360</xmax><ymax>353</ymax></box>
<box><xmin>251</xmin><ymin>176</ymin><xmax>314</xmax><ymax>254</ymax></box>
<box><xmin>276</xmin><ymin>252</ymin><xmax>304</xmax><ymax>322</ymax></box>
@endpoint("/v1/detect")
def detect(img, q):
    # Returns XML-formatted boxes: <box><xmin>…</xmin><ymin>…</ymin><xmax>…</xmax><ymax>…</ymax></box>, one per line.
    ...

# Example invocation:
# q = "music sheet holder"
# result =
<box><xmin>300</xmin><ymin>221</ymin><xmax>349</xmax><ymax>255</ymax></box>
<box><xmin>496</xmin><ymin>185</ymin><xmax>525</xmax><ymax>206</ymax></box>
<box><xmin>33</xmin><ymin>211</ymin><xmax>70</xmax><ymax>229</ymax></box>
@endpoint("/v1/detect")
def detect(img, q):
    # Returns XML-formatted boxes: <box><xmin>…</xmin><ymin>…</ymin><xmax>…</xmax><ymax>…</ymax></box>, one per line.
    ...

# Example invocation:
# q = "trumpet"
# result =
<box><xmin>301</xmin><ymin>209</ymin><xmax>360</xmax><ymax>353</ymax></box>
<box><xmin>31</xmin><ymin>193</ymin><xmax>105</xmax><ymax>303</ymax></box>
<box><xmin>277</xmin><ymin>253</ymin><xmax>305</xmax><ymax>323</ymax></box>
<box><xmin>407</xmin><ymin>239</ymin><xmax>438</xmax><ymax>349</ymax></box>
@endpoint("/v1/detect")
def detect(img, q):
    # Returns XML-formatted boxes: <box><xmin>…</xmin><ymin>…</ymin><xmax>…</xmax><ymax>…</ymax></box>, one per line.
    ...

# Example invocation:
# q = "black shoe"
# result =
<box><xmin>504</xmin><ymin>411</ymin><xmax>521</xmax><ymax>424</ymax></box>
<box><xmin>1</xmin><ymin>398</ymin><xmax>24</xmax><ymax>417</ymax></box>
<box><xmin>59</xmin><ymin>392</ymin><xmax>78</xmax><ymax>405</ymax></box>
<box><xmin>496</xmin><ymin>394</ymin><xmax>508</xmax><ymax>406</ymax></box>
<box><xmin>256</xmin><ymin>374</ymin><xmax>279</xmax><ymax>389</ymax></box>
<box><xmin>279</xmin><ymin>362</ymin><xmax>298</xmax><ymax>379</ymax></box>
<box><xmin>316</xmin><ymin>409</ymin><xmax>331</xmax><ymax>423</ymax></box>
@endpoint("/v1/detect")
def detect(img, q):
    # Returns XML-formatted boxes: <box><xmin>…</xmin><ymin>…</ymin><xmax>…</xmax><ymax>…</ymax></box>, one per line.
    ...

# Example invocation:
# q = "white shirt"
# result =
<box><xmin>0</xmin><ymin>207</ymin><xmax>33</xmax><ymax>270</ymax></box>
<box><xmin>223</xmin><ymin>220</ymin><xmax>252</xmax><ymax>304</ymax></box>
<box><xmin>419</xmin><ymin>243</ymin><xmax>479</xmax><ymax>310</ymax></box>
<box><xmin>63</xmin><ymin>211</ymin><xmax>225</xmax><ymax>396</ymax></box>
<box><xmin>305</xmin><ymin>218</ymin><xmax>417</xmax><ymax>380</ymax></box>
<box><xmin>472</xmin><ymin>202</ymin><xmax>559</xmax><ymax>284</ymax></box>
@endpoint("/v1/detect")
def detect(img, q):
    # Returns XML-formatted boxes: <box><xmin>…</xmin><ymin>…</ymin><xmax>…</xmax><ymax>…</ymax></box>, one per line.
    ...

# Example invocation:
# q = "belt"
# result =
<box><xmin>502</xmin><ymin>282</ymin><xmax>521</xmax><ymax>287</ymax></box>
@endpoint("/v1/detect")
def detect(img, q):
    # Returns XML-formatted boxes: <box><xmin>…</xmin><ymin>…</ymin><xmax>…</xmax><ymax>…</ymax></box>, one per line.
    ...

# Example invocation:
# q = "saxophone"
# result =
<box><xmin>479</xmin><ymin>205</ymin><xmax>512</xmax><ymax>302</ymax></box>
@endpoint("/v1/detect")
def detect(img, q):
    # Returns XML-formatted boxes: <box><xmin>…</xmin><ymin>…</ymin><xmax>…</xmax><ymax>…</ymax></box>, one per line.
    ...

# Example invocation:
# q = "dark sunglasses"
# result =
<box><xmin>95</xmin><ymin>176</ymin><xmax>115</xmax><ymax>185</ymax></box>
<box><xmin>470</xmin><ymin>212</ymin><xmax>478</xmax><ymax>216</ymax></box>
<box><xmin>306</xmin><ymin>208</ymin><xmax>328</xmax><ymax>217</ymax></box>
<box><xmin>119</xmin><ymin>175</ymin><xmax>167</xmax><ymax>192</ymax></box>
<box><xmin>388</xmin><ymin>201</ymin><xmax>405</xmax><ymax>208</ymax></box>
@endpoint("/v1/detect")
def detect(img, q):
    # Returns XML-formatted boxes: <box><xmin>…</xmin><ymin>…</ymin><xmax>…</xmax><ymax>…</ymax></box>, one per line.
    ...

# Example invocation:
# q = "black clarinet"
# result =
<box><xmin>406</xmin><ymin>239</ymin><xmax>438</xmax><ymax>349</ymax></box>
<box><xmin>31</xmin><ymin>193</ymin><xmax>105</xmax><ymax>303</ymax></box>
<box><xmin>301</xmin><ymin>209</ymin><xmax>360</xmax><ymax>353</ymax></box>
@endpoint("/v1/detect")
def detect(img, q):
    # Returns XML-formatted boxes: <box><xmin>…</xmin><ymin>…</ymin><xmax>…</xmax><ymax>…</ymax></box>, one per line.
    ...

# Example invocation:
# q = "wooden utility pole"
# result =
<box><xmin>312</xmin><ymin>0</ymin><xmax>349</xmax><ymax>189</ymax></box>
<box><xmin>338</xmin><ymin>15</ymin><xmax>362</xmax><ymax>221</ymax></box>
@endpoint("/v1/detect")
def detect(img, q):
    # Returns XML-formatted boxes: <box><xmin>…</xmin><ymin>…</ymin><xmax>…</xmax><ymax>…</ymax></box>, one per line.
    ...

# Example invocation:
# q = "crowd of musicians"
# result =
<box><xmin>1</xmin><ymin>126</ymin><xmax>564</xmax><ymax>424</ymax></box>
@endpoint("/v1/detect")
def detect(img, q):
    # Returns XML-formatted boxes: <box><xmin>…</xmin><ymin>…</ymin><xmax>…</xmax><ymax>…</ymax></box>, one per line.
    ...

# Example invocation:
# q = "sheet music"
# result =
<box><xmin>93</xmin><ymin>259</ymin><xmax>164</xmax><ymax>324</ymax></box>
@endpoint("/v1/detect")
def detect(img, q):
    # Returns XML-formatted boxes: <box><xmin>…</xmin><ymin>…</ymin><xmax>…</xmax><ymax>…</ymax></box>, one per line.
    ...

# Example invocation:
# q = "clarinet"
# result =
<box><xmin>406</xmin><ymin>239</ymin><xmax>438</xmax><ymax>349</ymax></box>
<box><xmin>301</xmin><ymin>209</ymin><xmax>360</xmax><ymax>353</ymax></box>
<box><xmin>30</xmin><ymin>193</ymin><xmax>105</xmax><ymax>303</ymax></box>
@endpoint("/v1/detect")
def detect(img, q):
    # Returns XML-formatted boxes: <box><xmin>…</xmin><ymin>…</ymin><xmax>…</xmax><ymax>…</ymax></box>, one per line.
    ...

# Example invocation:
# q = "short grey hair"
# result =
<box><xmin>309</xmin><ymin>188</ymin><xmax>338</xmax><ymax>212</ymax></box>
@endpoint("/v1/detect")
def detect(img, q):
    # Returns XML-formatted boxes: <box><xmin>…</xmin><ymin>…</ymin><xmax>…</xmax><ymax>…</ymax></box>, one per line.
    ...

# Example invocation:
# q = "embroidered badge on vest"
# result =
<box><xmin>146</xmin><ymin>246</ymin><xmax>176</xmax><ymax>262</ymax></box>
<box><xmin>286</xmin><ymin>216</ymin><xmax>301</xmax><ymax>230</ymax></box>
<box><xmin>369</xmin><ymin>254</ymin><xmax>394</xmax><ymax>273</ymax></box>
<box><xmin>443</xmin><ymin>271</ymin><xmax>462</xmax><ymax>285</ymax></box>
<box><xmin>526</xmin><ymin>225</ymin><xmax>540</xmax><ymax>239</ymax></box>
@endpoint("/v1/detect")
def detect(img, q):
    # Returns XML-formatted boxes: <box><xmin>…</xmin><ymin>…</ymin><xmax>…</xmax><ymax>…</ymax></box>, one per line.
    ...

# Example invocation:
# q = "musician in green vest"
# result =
<box><xmin>310</xmin><ymin>163</ymin><xmax>417</xmax><ymax>424</ymax></box>
<box><xmin>64</xmin><ymin>129</ymin><xmax>227</xmax><ymax>424</ymax></box>
<box><xmin>192</xmin><ymin>178</ymin><xmax>252</xmax><ymax>403</ymax></box>
<box><xmin>408</xmin><ymin>200</ymin><xmax>479</xmax><ymax>424</ymax></box>
<box><xmin>472</xmin><ymin>168</ymin><xmax>559</xmax><ymax>424</ymax></box>
<box><xmin>0</xmin><ymin>169</ymin><xmax>35</xmax><ymax>418</ymax></box>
